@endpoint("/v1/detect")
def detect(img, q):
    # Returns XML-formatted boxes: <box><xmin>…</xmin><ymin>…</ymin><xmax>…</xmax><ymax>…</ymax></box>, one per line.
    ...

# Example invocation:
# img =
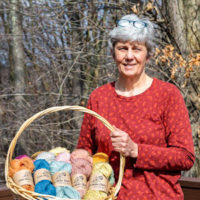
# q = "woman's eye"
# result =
<box><xmin>118</xmin><ymin>47</ymin><xmax>127</xmax><ymax>50</ymax></box>
<box><xmin>134</xmin><ymin>47</ymin><xmax>141</xmax><ymax>51</ymax></box>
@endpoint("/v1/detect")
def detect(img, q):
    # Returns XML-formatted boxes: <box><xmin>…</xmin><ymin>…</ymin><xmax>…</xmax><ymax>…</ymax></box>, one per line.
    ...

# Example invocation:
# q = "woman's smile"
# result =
<box><xmin>123</xmin><ymin>63</ymin><xmax>137</xmax><ymax>68</ymax></box>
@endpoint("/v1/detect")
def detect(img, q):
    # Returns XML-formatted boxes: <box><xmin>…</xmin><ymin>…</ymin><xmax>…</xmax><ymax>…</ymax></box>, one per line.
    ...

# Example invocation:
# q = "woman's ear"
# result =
<box><xmin>146</xmin><ymin>55</ymin><xmax>151</xmax><ymax>62</ymax></box>
<box><xmin>146</xmin><ymin>51</ymin><xmax>152</xmax><ymax>62</ymax></box>
<box><xmin>111</xmin><ymin>49</ymin><xmax>115</xmax><ymax>58</ymax></box>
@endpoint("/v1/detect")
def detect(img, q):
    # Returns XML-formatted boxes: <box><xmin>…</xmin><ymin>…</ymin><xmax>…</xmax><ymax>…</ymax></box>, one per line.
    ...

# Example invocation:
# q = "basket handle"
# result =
<box><xmin>5</xmin><ymin>105</ymin><xmax>125</xmax><ymax>198</ymax></box>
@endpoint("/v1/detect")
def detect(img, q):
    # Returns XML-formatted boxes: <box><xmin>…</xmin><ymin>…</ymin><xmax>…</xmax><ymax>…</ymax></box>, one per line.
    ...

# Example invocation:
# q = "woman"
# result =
<box><xmin>77</xmin><ymin>14</ymin><xmax>195</xmax><ymax>200</ymax></box>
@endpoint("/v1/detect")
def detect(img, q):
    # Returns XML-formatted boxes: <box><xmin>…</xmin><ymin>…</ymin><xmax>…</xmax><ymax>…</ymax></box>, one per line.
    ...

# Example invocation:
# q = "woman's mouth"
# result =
<box><xmin>124</xmin><ymin>64</ymin><xmax>136</xmax><ymax>68</ymax></box>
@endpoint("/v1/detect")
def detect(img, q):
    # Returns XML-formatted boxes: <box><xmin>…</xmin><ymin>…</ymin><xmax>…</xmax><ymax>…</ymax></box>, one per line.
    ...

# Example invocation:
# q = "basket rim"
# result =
<box><xmin>5</xmin><ymin>105</ymin><xmax>126</xmax><ymax>200</ymax></box>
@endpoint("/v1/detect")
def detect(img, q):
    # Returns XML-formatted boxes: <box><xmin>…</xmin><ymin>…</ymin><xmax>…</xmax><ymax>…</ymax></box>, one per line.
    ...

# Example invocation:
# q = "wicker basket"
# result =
<box><xmin>5</xmin><ymin>106</ymin><xmax>126</xmax><ymax>200</ymax></box>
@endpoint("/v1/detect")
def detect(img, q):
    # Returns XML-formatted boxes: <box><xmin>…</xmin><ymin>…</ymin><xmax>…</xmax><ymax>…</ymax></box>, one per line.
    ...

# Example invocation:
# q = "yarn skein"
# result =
<box><xmin>92</xmin><ymin>152</ymin><xmax>115</xmax><ymax>186</ymax></box>
<box><xmin>49</xmin><ymin>160</ymin><xmax>81</xmax><ymax>199</ymax></box>
<box><xmin>92</xmin><ymin>152</ymin><xmax>109</xmax><ymax>165</ymax></box>
<box><xmin>49</xmin><ymin>147</ymin><xmax>69</xmax><ymax>156</ymax></box>
<box><xmin>15</xmin><ymin>154</ymin><xmax>29</xmax><ymax>160</ymax></box>
<box><xmin>71</xmin><ymin>158</ymin><xmax>92</xmax><ymax>198</ymax></box>
<box><xmin>70</xmin><ymin>149</ymin><xmax>93</xmax><ymax>164</ymax></box>
<box><xmin>9</xmin><ymin>157</ymin><xmax>34</xmax><ymax>191</ymax></box>
<box><xmin>56</xmin><ymin>151</ymin><xmax>71</xmax><ymax>163</ymax></box>
<box><xmin>34</xmin><ymin>159</ymin><xmax>56</xmax><ymax>197</ymax></box>
<box><xmin>70</xmin><ymin>149</ymin><xmax>93</xmax><ymax>198</ymax></box>
<box><xmin>84</xmin><ymin>153</ymin><xmax>114</xmax><ymax>200</ymax></box>
<box><xmin>35</xmin><ymin>152</ymin><xmax>56</xmax><ymax>164</ymax></box>
<box><xmin>71</xmin><ymin>158</ymin><xmax>92</xmax><ymax>179</ymax></box>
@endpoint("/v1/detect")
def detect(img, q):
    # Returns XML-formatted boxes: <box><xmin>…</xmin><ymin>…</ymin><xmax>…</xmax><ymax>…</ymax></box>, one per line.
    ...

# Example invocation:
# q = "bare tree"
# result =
<box><xmin>161</xmin><ymin>0</ymin><xmax>200</xmax><ymax>177</ymax></box>
<box><xmin>0</xmin><ymin>0</ymin><xmax>199</xmax><ymax>185</ymax></box>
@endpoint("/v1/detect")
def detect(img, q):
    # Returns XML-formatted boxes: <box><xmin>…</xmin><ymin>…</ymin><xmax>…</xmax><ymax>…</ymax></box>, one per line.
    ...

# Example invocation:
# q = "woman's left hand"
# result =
<box><xmin>110</xmin><ymin>126</ymin><xmax>138</xmax><ymax>158</ymax></box>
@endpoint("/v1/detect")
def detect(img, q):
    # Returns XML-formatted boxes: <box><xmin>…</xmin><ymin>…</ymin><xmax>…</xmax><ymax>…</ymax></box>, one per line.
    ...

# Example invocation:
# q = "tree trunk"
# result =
<box><xmin>162</xmin><ymin>0</ymin><xmax>200</xmax><ymax>177</ymax></box>
<box><xmin>162</xmin><ymin>0</ymin><xmax>200</xmax><ymax>54</ymax></box>
<box><xmin>10</xmin><ymin>0</ymin><xmax>25</xmax><ymax>99</ymax></box>
<box><xmin>10</xmin><ymin>0</ymin><xmax>26</xmax><ymax>155</ymax></box>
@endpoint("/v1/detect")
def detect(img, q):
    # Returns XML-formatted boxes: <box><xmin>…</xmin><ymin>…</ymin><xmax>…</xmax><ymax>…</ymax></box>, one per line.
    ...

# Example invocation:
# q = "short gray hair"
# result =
<box><xmin>108</xmin><ymin>14</ymin><xmax>155</xmax><ymax>57</ymax></box>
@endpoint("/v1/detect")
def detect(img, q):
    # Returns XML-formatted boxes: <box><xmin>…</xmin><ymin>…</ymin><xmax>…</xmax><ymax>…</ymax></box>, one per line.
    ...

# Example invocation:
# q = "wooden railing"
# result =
<box><xmin>1</xmin><ymin>177</ymin><xmax>200</xmax><ymax>200</ymax></box>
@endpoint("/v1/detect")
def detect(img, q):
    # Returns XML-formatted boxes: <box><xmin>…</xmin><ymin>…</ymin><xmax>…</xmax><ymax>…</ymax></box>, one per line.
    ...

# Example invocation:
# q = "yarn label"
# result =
<box><xmin>34</xmin><ymin>169</ymin><xmax>51</xmax><ymax>184</ymax></box>
<box><xmin>52</xmin><ymin>171</ymin><xmax>71</xmax><ymax>187</ymax></box>
<box><xmin>89</xmin><ymin>173</ymin><xmax>108</xmax><ymax>193</ymax></box>
<box><xmin>72</xmin><ymin>174</ymin><xmax>87</xmax><ymax>190</ymax></box>
<box><xmin>13</xmin><ymin>169</ymin><xmax>34</xmax><ymax>186</ymax></box>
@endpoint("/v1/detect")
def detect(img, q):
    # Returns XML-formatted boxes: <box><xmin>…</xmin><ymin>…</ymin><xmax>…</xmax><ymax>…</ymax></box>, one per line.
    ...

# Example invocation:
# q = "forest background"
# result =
<box><xmin>0</xmin><ymin>0</ymin><xmax>199</xmax><ymax>185</ymax></box>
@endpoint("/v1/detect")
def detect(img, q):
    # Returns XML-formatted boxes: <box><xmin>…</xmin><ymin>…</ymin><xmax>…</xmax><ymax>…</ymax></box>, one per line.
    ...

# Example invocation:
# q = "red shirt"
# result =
<box><xmin>77</xmin><ymin>78</ymin><xmax>195</xmax><ymax>200</ymax></box>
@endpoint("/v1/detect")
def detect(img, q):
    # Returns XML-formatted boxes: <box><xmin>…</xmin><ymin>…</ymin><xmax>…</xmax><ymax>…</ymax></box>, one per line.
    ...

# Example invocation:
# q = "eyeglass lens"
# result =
<box><xmin>118</xmin><ymin>19</ymin><xmax>147</xmax><ymax>28</ymax></box>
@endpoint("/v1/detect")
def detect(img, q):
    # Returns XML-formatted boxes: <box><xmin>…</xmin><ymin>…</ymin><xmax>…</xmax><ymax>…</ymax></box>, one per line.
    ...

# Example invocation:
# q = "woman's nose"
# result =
<box><xmin>126</xmin><ymin>49</ymin><xmax>134</xmax><ymax>60</ymax></box>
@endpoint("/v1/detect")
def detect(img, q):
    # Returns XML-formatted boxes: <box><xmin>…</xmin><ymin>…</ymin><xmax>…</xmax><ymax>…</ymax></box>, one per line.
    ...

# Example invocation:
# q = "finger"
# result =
<box><xmin>111</xmin><ymin>130</ymin><xmax>127</xmax><ymax>138</ymax></box>
<box><xmin>111</xmin><ymin>137</ymin><xmax>122</xmax><ymax>143</ymax></box>
<box><xmin>111</xmin><ymin>135</ymin><xmax>129</xmax><ymax>144</ymax></box>
<box><xmin>112</xmin><ymin>140</ymin><xmax>127</xmax><ymax>149</ymax></box>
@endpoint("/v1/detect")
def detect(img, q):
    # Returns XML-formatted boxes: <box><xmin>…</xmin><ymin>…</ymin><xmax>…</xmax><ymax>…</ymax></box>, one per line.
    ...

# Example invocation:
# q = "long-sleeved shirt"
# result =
<box><xmin>77</xmin><ymin>77</ymin><xmax>195</xmax><ymax>200</ymax></box>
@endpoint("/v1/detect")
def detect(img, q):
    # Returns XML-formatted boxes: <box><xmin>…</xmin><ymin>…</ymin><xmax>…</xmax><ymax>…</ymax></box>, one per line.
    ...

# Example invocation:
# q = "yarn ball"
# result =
<box><xmin>70</xmin><ymin>149</ymin><xmax>93</xmax><ymax>164</ymax></box>
<box><xmin>49</xmin><ymin>160</ymin><xmax>80</xmax><ymax>199</ymax></box>
<box><xmin>92</xmin><ymin>152</ymin><xmax>109</xmax><ymax>165</ymax></box>
<box><xmin>84</xmin><ymin>162</ymin><xmax>113</xmax><ymax>200</ymax></box>
<box><xmin>71</xmin><ymin>158</ymin><xmax>92</xmax><ymax>178</ymax></box>
<box><xmin>92</xmin><ymin>152</ymin><xmax>115</xmax><ymax>186</ymax></box>
<box><xmin>35</xmin><ymin>152</ymin><xmax>55</xmax><ymax>164</ymax></box>
<box><xmin>49</xmin><ymin>147</ymin><xmax>69</xmax><ymax>156</ymax></box>
<box><xmin>31</xmin><ymin>151</ymin><xmax>45</xmax><ymax>160</ymax></box>
<box><xmin>83</xmin><ymin>190</ymin><xmax>107</xmax><ymax>200</ymax></box>
<box><xmin>34</xmin><ymin>180</ymin><xmax>56</xmax><ymax>197</ymax></box>
<box><xmin>70</xmin><ymin>149</ymin><xmax>93</xmax><ymax>198</ymax></box>
<box><xmin>92</xmin><ymin>162</ymin><xmax>112</xmax><ymax>179</ymax></box>
<box><xmin>34</xmin><ymin>159</ymin><xmax>56</xmax><ymax>197</ymax></box>
<box><xmin>56</xmin><ymin>186</ymin><xmax>81</xmax><ymax>199</ymax></box>
<box><xmin>109</xmin><ymin>169</ymin><xmax>115</xmax><ymax>186</ymax></box>
<box><xmin>71</xmin><ymin>158</ymin><xmax>93</xmax><ymax>198</ymax></box>
<box><xmin>56</xmin><ymin>151</ymin><xmax>71</xmax><ymax>163</ymax></box>
<box><xmin>34</xmin><ymin>159</ymin><xmax>50</xmax><ymax>171</ymax></box>
<box><xmin>9</xmin><ymin>157</ymin><xmax>34</xmax><ymax>191</ymax></box>
<box><xmin>9</xmin><ymin>157</ymin><xmax>34</xmax><ymax>177</ymax></box>
<box><xmin>49</xmin><ymin>160</ymin><xmax>72</xmax><ymax>175</ymax></box>
<box><xmin>15</xmin><ymin>155</ymin><xmax>29</xmax><ymax>160</ymax></box>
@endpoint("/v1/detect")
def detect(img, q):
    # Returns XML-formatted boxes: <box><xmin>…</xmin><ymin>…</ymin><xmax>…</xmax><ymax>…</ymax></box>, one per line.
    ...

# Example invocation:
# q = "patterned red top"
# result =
<box><xmin>77</xmin><ymin>78</ymin><xmax>195</xmax><ymax>200</ymax></box>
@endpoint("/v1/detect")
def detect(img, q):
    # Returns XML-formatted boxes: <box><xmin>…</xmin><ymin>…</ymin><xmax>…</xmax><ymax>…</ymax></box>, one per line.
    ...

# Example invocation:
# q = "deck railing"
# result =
<box><xmin>0</xmin><ymin>177</ymin><xmax>200</xmax><ymax>200</ymax></box>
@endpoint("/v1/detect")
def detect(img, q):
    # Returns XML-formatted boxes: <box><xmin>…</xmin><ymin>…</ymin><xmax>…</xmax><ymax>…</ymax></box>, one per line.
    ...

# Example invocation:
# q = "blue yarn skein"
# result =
<box><xmin>34</xmin><ymin>159</ymin><xmax>56</xmax><ymax>197</ymax></box>
<box><xmin>109</xmin><ymin>169</ymin><xmax>115</xmax><ymax>186</ymax></box>
<box><xmin>50</xmin><ymin>160</ymin><xmax>81</xmax><ymax>199</ymax></box>
<box><xmin>50</xmin><ymin>160</ymin><xmax>72</xmax><ymax>175</ymax></box>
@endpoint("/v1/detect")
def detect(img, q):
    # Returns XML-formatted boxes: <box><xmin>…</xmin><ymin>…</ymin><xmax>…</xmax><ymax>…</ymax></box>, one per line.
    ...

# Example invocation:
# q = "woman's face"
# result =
<box><xmin>114</xmin><ymin>41</ymin><xmax>149</xmax><ymax>79</ymax></box>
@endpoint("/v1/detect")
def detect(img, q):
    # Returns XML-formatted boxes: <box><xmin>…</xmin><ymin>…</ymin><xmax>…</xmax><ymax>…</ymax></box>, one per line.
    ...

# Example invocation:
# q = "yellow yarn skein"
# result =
<box><xmin>92</xmin><ymin>152</ymin><xmax>109</xmax><ymax>165</ymax></box>
<box><xmin>84</xmin><ymin>154</ymin><xmax>113</xmax><ymax>200</ymax></box>
<box><xmin>49</xmin><ymin>147</ymin><xmax>69</xmax><ymax>156</ymax></box>
<box><xmin>83</xmin><ymin>190</ymin><xmax>107</xmax><ymax>200</ymax></box>
<box><xmin>92</xmin><ymin>162</ymin><xmax>112</xmax><ymax>179</ymax></box>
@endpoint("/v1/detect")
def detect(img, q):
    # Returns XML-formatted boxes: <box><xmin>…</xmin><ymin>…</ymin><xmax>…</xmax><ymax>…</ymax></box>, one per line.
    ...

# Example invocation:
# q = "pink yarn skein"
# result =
<box><xmin>70</xmin><ymin>149</ymin><xmax>93</xmax><ymax>198</ymax></box>
<box><xmin>71</xmin><ymin>158</ymin><xmax>92</xmax><ymax>178</ymax></box>
<box><xmin>55</xmin><ymin>151</ymin><xmax>71</xmax><ymax>163</ymax></box>
<box><xmin>70</xmin><ymin>149</ymin><xmax>93</xmax><ymax>164</ymax></box>
<box><xmin>15</xmin><ymin>155</ymin><xmax>29</xmax><ymax>159</ymax></box>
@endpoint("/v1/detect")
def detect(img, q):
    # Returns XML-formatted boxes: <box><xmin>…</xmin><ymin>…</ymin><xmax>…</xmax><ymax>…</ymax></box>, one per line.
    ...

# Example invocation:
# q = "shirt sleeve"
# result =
<box><xmin>134</xmin><ymin>86</ymin><xmax>195</xmax><ymax>171</ymax></box>
<box><xmin>77</xmin><ymin>95</ymin><xmax>97</xmax><ymax>154</ymax></box>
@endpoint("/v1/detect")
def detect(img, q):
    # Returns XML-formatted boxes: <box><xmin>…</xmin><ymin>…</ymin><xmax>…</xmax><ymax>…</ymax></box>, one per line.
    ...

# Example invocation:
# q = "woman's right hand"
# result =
<box><xmin>110</xmin><ymin>126</ymin><xmax>138</xmax><ymax>158</ymax></box>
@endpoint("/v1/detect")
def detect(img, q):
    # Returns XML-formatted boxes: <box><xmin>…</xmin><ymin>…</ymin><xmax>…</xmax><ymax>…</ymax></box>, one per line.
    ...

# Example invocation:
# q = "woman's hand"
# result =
<box><xmin>110</xmin><ymin>126</ymin><xmax>138</xmax><ymax>158</ymax></box>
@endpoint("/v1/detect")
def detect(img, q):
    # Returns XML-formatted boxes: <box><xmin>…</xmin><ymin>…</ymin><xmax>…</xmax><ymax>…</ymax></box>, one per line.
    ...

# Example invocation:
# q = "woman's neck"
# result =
<box><xmin>115</xmin><ymin>74</ymin><xmax>153</xmax><ymax>97</ymax></box>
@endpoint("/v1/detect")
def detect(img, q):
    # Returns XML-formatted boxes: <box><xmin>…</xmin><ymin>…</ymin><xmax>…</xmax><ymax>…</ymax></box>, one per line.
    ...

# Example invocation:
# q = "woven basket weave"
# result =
<box><xmin>5</xmin><ymin>106</ymin><xmax>126</xmax><ymax>200</ymax></box>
